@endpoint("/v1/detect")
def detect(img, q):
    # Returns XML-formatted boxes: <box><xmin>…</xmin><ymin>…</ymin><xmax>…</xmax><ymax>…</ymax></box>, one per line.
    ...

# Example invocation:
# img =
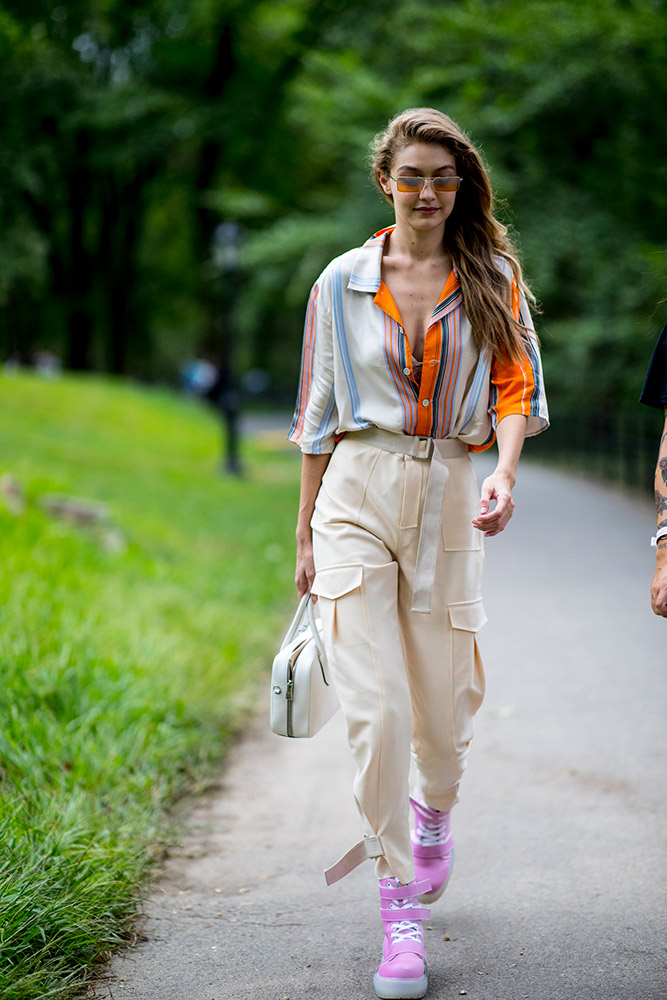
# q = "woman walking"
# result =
<box><xmin>289</xmin><ymin>108</ymin><xmax>548</xmax><ymax>999</ymax></box>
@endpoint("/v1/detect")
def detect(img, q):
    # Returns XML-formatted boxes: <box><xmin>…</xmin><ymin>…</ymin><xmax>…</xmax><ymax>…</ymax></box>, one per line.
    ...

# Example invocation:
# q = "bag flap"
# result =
<box><xmin>311</xmin><ymin>564</ymin><xmax>363</xmax><ymax>600</ymax></box>
<box><xmin>447</xmin><ymin>598</ymin><xmax>487</xmax><ymax>632</ymax></box>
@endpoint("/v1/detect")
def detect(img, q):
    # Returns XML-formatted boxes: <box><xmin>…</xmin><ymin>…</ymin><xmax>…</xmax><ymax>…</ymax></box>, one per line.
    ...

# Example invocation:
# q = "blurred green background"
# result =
<box><xmin>1</xmin><ymin>0</ymin><xmax>666</xmax><ymax>447</ymax></box>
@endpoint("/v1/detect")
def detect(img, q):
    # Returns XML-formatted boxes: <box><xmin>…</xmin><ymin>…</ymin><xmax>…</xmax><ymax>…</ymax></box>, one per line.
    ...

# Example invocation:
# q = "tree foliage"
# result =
<box><xmin>1</xmin><ymin>0</ymin><xmax>665</xmax><ymax>414</ymax></box>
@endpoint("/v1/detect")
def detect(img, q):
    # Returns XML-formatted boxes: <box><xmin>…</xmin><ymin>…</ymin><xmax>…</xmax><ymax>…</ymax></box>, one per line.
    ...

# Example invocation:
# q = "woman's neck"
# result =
<box><xmin>386</xmin><ymin>221</ymin><xmax>448</xmax><ymax>263</ymax></box>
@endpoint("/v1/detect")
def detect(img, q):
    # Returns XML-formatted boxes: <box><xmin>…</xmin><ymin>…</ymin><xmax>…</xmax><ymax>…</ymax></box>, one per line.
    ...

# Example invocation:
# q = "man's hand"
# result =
<box><xmin>650</xmin><ymin>545</ymin><xmax>667</xmax><ymax>617</ymax></box>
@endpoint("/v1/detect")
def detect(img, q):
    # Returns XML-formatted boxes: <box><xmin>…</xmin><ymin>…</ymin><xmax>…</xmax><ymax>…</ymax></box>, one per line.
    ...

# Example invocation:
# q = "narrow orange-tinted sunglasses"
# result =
<box><xmin>388</xmin><ymin>175</ymin><xmax>462</xmax><ymax>193</ymax></box>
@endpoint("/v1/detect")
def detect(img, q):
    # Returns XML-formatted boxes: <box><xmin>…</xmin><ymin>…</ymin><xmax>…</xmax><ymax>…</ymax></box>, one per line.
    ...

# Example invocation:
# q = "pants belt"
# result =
<box><xmin>348</xmin><ymin>428</ymin><xmax>468</xmax><ymax>613</ymax></box>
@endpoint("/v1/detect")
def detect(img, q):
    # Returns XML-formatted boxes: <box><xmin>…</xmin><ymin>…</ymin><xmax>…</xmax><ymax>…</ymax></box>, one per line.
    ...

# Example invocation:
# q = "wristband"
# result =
<box><xmin>651</xmin><ymin>526</ymin><xmax>667</xmax><ymax>547</ymax></box>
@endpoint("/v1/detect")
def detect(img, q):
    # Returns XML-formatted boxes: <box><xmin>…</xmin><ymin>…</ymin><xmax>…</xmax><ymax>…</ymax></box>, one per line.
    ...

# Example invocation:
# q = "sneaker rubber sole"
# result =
<box><xmin>417</xmin><ymin>849</ymin><xmax>454</xmax><ymax>904</ymax></box>
<box><xmin>373</xmin><ymin>971</ymin><xmax>428</xmax><ymax>999</ymax></box>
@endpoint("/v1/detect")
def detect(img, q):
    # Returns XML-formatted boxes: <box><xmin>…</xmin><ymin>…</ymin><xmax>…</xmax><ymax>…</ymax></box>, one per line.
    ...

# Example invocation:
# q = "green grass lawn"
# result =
<box><xmin>0</xmin><ymin>373</ymin><xmax>299</xmax><ymax>999</ymax></box>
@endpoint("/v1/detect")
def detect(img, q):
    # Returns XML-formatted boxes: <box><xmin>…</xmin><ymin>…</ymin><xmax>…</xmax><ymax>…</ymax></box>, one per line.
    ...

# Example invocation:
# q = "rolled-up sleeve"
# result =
<box><xmin>288</xmin><ymin>272</ymin><xmax>340</xmax><ymax>454</ymax></box>
<box><xmin>489</xmin><ymin>279</ymin><xmax>549</xmax><ymax>438</ymax></box>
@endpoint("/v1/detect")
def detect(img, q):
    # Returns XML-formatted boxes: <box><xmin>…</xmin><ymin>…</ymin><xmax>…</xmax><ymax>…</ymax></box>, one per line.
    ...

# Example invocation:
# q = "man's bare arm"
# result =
<box><xmin>650</xmin><ymin>408</ymin><xmax>667</xmax><ymax>617</ymax></box>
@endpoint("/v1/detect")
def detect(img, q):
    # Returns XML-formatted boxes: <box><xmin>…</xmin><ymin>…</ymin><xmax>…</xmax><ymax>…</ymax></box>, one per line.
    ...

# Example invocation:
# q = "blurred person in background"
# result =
<box><xmin>289</xmin><ymin>108</ymin><xmax>548</xmax><ymax>999</ymax></box>
<box><xmin>640</xmin><ymin>320</ymin><xmax>667</xmax><ymax>617</ymax></box>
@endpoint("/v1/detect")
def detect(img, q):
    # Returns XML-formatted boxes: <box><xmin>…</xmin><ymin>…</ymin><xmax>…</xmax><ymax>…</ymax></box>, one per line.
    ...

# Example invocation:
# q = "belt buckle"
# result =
<box><xmin>412</xmin><ymin>437</ymin><xmax>434</xmax><ymax>461</ymax></box>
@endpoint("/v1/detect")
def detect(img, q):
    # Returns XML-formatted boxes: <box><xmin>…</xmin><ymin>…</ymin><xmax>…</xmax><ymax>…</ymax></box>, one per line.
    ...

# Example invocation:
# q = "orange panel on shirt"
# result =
<box><xmin>374</xmin><ymin>271</ymin><xmax>458</xmax><ymax>438</ymax></box>
<box><xmin>373</xmin><ymin>282</ymin><xmax>403</xmax><ymax>326</ymax></box>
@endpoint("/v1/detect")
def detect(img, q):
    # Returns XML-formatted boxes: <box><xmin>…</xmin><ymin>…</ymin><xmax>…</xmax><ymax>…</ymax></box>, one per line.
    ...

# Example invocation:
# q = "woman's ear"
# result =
<box><xmin>377</xmin><ymin>169</ymin><xmax>392</xmax><ymax>199</ymax></box>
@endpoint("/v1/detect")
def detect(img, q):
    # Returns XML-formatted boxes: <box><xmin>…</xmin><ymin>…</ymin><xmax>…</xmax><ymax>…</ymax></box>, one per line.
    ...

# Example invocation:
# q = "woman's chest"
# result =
<box><xmin>383</xmin><ymin>270</ymin><xmax>451</xmax><ymax>362</ymax></box>
<box><xmin>335</xmin><ymin>289</ymin><xmax>473</xmax><ymax>377</ymax></box>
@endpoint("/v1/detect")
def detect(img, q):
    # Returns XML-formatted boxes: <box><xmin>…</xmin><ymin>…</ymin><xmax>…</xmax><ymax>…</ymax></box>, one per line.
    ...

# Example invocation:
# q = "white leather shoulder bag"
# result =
<box><xmin>270</xmin><ymin>594</ymin><xmax>339</xmax><ymax>738</ymax></box>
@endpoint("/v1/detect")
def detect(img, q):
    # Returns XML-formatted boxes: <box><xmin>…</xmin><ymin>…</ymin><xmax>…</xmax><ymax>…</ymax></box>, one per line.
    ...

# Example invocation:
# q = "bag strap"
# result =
<box><xmin>306</xmin><ymin>595</ymin><xmax>327</xmax><ymax>666</ymax></box>
<box><xmin>280</xmin><ymin>594</ymin><xmax>327</xmax><ymax>668</ymax></box>
<box><xmin>280</xmin><ymin>592</ymin><xmax>310</xmax><ymax>649</ymax></box>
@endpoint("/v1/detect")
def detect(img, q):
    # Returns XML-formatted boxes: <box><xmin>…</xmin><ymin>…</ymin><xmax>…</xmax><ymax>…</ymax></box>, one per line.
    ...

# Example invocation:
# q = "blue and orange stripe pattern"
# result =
<box><xmin>288</xmin><ymin>228</ymin><xmax>548</xmax><ymax>455</ymax></box>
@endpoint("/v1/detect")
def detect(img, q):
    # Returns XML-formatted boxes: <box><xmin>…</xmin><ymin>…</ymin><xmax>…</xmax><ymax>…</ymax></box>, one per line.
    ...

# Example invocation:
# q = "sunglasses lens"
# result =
<box><xmin>433</xmin><ymin>177</ymin><xmax>460</xmax><ymax>191</ymax></box>
<box><xmin>396</xmin><ymin>177</ymin><xmax>423</xmax><ymax>192</ymax></box>
<box><xmin>395</xmin><ymin>177</ymin><xmax>461</xmax><ymax>192</ymax></box>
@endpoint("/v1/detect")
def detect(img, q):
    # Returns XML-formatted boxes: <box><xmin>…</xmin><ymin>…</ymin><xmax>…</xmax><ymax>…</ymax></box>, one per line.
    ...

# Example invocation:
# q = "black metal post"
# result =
<box><xmin>210</xmin><ymin>221</ymin><xmax>243</xmax><ymax>476</ymax></box>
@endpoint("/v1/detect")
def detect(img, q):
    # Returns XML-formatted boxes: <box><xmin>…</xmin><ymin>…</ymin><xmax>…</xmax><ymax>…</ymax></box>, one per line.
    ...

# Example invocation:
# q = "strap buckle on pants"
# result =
<box><xmin>348</xmin><ymin>428</ymin><xmax>468</xmax><ymax>614</ymax></box>
<box><xmin>324</xmin><ymin>835</ymin><xmax>384</xmax><ymax>885</ymax></box>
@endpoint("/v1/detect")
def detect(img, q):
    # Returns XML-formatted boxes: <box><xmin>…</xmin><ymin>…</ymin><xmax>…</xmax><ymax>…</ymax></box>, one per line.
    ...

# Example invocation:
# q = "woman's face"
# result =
<box><xmin>378</xmin><ymin>142</ymin><xmax>458</xmax><ymax>234</ymax></box>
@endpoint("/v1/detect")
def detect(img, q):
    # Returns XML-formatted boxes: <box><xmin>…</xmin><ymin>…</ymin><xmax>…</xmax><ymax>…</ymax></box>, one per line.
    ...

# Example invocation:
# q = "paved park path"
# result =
<box><xmin>95</xmin><ymin>454</ymin><xmax>666</xmax><ymax>1000</ymax></box>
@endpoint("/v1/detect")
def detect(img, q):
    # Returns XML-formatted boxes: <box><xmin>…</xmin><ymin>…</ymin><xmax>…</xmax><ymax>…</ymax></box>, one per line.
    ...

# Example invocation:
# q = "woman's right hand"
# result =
<box><xmin>295</xmin><ymin>534</ymin><xmax>316</xmax><ymax>598</ymax></box>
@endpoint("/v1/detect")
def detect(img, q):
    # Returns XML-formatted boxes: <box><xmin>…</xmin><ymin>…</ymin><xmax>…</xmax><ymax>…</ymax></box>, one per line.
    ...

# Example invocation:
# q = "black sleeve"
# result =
<box><xmin>640</xmin><ymin>322</ymin><xmax>667</xmax><ymax>410</ymax></box>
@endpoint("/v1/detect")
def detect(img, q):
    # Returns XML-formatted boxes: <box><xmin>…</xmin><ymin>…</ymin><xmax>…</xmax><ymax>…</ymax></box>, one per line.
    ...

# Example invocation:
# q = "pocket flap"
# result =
<box><xmin>312</xmin><ymin>564</ymin><xmax>363</xmax><ymax>600</ymax></box>
<box><xmin>448</xmin><ymin>598</ymin><xmax>487</xmax><ymax>632</ymax></box>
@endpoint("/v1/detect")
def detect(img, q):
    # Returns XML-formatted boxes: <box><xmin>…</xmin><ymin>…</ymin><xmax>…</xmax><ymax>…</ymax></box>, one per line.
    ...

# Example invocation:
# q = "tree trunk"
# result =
<box><xmin>99</xmin><ymin>170</ymin><xmax>150</xmax><ymax>375</ymax></box>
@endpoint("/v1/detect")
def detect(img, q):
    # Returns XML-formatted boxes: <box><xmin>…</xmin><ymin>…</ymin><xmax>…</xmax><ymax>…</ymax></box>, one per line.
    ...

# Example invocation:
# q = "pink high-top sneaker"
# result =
<box><xmin>410</xmin><ymin>796</ymin><xmax>454</xmax><ymax>904</ymax></box>
<box><xmin>373</xmin><ymin>877</ymin><xmax>431</xmax><ymax>999</ymax></box>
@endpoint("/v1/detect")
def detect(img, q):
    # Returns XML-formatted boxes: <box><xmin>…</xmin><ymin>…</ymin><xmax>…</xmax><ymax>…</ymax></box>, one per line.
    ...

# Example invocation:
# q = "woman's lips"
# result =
<box><xmin>415</xmin><ymin>207</ymin><xmax>438</xmax><ymax>215</ymax></box>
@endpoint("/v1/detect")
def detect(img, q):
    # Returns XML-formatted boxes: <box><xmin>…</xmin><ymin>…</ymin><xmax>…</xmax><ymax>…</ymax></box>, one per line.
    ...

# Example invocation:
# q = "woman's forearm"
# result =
<box><xmin>296</xmin><ymin>453</ymin><xmax>331</xmax><ymax>542</ymax></box>
<box><xmin>471</xmin><ymin>414</ymin><xmax>527</xmax><ymax>536</ymax></box>
<box><xmin>494</xmin><ymin>413</ymin><xmax>528</xmax><ymax>484</ymax></box>
<box><xmin>295</xmin><ymin>452</ymin><xmax>331</xmax><ymax>596</ymax></box>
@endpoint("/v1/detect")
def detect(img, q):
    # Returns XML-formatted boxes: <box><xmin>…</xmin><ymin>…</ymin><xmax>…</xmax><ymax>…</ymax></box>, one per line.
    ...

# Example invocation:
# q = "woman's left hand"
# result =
<box><xmin>473</xmin><ymin>415</ymin><xmax>527</xmax><ymax>537</ymax></box>
<box><xmin>472</xmin><ymin>471</ymin><xmax>515</xmax><ymax>536</ymax></box>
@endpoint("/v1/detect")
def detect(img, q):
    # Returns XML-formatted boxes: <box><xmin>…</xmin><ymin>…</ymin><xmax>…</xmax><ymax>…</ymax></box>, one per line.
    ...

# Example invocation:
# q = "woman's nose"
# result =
<box><xmin>418</xmin><ymin>179</ymin><xmax>437</xmax><ymax>199</ymax></box>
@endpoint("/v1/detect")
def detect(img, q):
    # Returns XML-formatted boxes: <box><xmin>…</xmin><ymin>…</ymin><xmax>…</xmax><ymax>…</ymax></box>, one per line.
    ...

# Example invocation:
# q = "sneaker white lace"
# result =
<box><xmin>414</xmin><ymin>812</ymin><xmax>449</xmax><ymax>845</ymax></box>
<box><xmin>387</xmin><ymin>899</ymin><xmax>424</xmax><ymax>944</ymax></box>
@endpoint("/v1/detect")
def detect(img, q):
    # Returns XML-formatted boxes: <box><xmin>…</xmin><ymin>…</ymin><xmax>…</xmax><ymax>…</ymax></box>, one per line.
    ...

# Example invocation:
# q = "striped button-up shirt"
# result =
<box><xmin>289</xmin><ymin>226</ymin><xmax>548</xmax><ymax>454</ymax></box>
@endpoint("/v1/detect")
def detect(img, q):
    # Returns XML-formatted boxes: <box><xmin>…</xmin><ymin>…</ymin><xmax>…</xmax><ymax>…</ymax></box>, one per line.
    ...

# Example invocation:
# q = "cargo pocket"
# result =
<box><xmin>311</xmin><ymin>564</ymin><xmax>364</xmax><ymax>646</ymax></box>
<box><xmin>441</xmin><ymin>460</ymin><xmax>482</xmax><ymax>551</ymax></box>
<box><xmin>448</xmin><ymin>598</ymin><xmax>487</xmax><ymax>754</ymax></box>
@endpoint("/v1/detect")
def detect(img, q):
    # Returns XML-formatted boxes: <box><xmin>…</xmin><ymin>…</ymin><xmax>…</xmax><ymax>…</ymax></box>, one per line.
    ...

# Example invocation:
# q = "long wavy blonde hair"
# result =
<box><xmin>371</xmin><ymin>108</ymin><xmax>535</xmax><ymax>363</ymax></box>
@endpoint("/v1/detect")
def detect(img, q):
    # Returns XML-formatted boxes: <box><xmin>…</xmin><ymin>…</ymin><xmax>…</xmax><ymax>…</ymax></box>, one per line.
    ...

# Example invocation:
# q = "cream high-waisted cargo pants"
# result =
<box><xmin>310</xmin><ymin>434</ymin><xmax>487</xmax><ymax>885</ymax></box>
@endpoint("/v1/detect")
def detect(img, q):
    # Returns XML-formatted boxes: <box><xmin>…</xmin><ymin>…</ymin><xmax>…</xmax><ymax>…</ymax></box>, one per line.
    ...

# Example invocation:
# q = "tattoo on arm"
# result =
<box><xmin>655</xmin><ymin>415</ymin><xmax>667</xmax><ymax>524</ymax></box>
<box><xmin>658</xmin><ymin>517</ymin><xmax>667</xmax><ymax>546</ymax></box>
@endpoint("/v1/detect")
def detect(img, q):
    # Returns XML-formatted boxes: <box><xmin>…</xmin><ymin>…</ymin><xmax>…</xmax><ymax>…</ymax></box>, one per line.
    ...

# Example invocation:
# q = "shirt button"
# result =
<box><xmin>422</xmin><ymin>399</ymin><xmax>430</xmax><ymax>406</ymax></box>
<box><xmin>403</xmin><ymin>367</ymin><xmax>411</xmax><ymax>375</ymax></box>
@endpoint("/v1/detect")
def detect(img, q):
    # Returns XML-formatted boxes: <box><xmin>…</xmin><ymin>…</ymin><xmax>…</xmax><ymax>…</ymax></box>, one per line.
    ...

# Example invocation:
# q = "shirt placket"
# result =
<box><xmin>414</xmin><ymin>319</ymin><xmax>442</xmax><ymax>436</ymax></box>
<box><xmin>373</xmin><ymin>283</ymin><xmax>443</xmax><ymax>437</ymax></box>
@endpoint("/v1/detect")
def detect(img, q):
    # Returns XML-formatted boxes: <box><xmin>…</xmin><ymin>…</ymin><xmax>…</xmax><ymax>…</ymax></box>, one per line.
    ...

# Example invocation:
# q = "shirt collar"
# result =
<box><xmin>348</xmin><ymin>226</ymin><xmax>463</xmax><ymax>318</ymax></box>
<box><xmin>432</xmin><ymin>267</ymin><xmax>463</xmax><ymax>319</ymax></box>
<box><xmin>347</xmin><ymin>227</ymin><xmax>392</xmax><ymax>293</ymax></box>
